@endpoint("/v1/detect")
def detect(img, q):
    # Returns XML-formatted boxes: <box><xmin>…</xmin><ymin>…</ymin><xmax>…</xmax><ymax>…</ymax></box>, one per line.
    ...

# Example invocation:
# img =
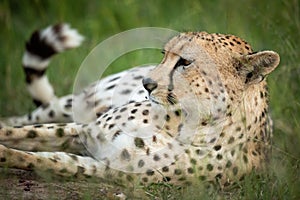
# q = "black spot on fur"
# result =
<box><xmin>142</xmin><ymin>109</ymin><xmax>149</xmax><ymax>115</ymax></box>
<box><xmin>121</xmin><ymin>89</ymin><xmax>131</xmax><ymax>95</ymax></box>
<box><xmin>121</xmin><ymin>149</ymin><xmax>131</xmax><ymax>161</ymax></box>
<box><xmin>134</xmin><ymin>102</ymin><xmax>142</xmax><ymax>107</ymax></box>
<box><xmin>232</xmin><ymin>167</ymin><xmax>238</xmax><ymax>175</ymax></box>
<box><xmin>209</xmin><ymin>137</ymin><xmax>216</xmax><ymax>143</ymax></box>
<box><xmin>120</xmin><ymin>107</ymin><xmax>127</xmax><ymax>112</ymax></box>
<box><xmin>201</xmin><ymin>121</ymin><xmax>208</xmax><ymax>126</ymax></box>
<box><xmin>63</xmin><ymin>113</ymin><xmax>70</xmax><ymax>118</ymax></box>
<box><xmin>128</xmin><ymin>116</ymin><xmax>135</xmax><ymax>120</ymax></box>
<box><xmin>146</xmin><ymin>169</ymin><xmax>155</xmax><ymax>176</ymax></box>
<box><xmin>27</xmin><ymin>130</ymin><xmax>37</xmax><ymax>138</ymax></box>
<box><xmin>206</xmin><ymin>164</ymin><xmax>213</xmax><ymax>171</ymax></box>
<box><xmin>195</xmin><ymin>149</ymin><xmax>205</xmax><ymax>156</ymax></box>
<box><xmin>213</xmin><ymin>145</ymin><xmax>221</xmax><ymax>151</ymax></box>
<box><xmin>174</xmin><ymin>169</ymin><xmax>182</xmax><ymax>175</ymax></box>
<box><xmin>115</xmin><ymin>115</ymin><xmax>121</xmax><ymax>120</ymax></box>
<box><xmin>138</xmin><ymin>160</ymin><xmax>145</xmax><ymax>168</ymax></box>
<box><xmin>48</xmin><ymin>110</ymin><xmax>55</xmax><ymax>118</ymax></box>
<box><xmin>108</xmin><ymin>76</ymin><xmax>121</xmax><ymax>82</ymax></box>
<box><xmin>112</xmin><ymin>130</ymin><xmax>121</xmax><ymax>140</ymax></box>
<box><xmin>216</xmin><ymin>154</ymin><xmax>223</xmax><ymax>160</ymax></box>
<box><xmin>153</xmin><ymin>154</ymin><xmax>160</xmax><ymax>161</ymax></box>
<box><xmin>108</xmin><ymin>124</ymin><xmax>115</xmax><ymax>130</ymax></box>
<box><xmin>142</xmin><ymin>177</ymin><xmax>148</xmax><ymax>182</ymax></box>
<box><xmin>133</xmin><ymin>75</ymin><xmax>144</xmax><ymax>80</ymax></box>
<box><xmin>163</xmin><ymin>176</ymin><xmax>171</xmax><ymax>182</ymax></box>
<box><xmin>226</xmin><ymin>160</ymin><xmax>232</xmax><ymax>168</ymax></box>
<box><xmin>162</xmin><ymin>166</ymin><xmax>169</xmax><ymax>172</ymax></box>
<box><xmin>231</xmin><ymin>150</ymin><xmax>235</xmax><ymax>156</ymax></box>
<box><xmin>49</xmin><ymin>158</ymin><xmax>58</xmax><ymax>163</ymax></box>
<box><xmin>215</xmin><ymin>173</ymin><xmax>222</xmax><ymax>180</ymax></box>
<box><xmin>164</xmin><ymin>114</ymin><xmax>170</xmax><ymax>122</ymax></box>
<box><xmin>187</xmin><ymin>167</ymin><xmax>194</xmax><ymax>174</ymax></box>
<box><xmin>190</xmin><ymin>158</ymin><xmax>197</xmax><ymax>165</ymax></box>
<box><xmin>33</xmin><ymin>124</ymin><xmax>43</xmax><ymax>128</ymax></box>
<box><xmin>228</xmin><ymin>137</ymin><xmax>235</xmax><ymax>144</ymax></box>
<box><xmin>70</xmin><ymin>155</ymin><xmax>78</xmax><ymax>161</ymax></box>
<box><xmin>174</xmin><ymin>109</ymin><xmax>181</xmax><ymax>116</ymax></box>
<box><xmin>27</xmin><ymin>114</ymin><xmax>32</xmax><ymax>121</ymax></box>
<box><xmin>56</xmin><ymin>128</ymin><xmax>64</xmax><ymax>137</ymax></box>
<box><xmin>131</xmin><ymin>109</ymin><xmax>138</xmax><ymax>114</ymax></box>
<box><xmin>105</xmin><ymin>85</ymin><xmax>116</xmax><ymax>90</ymax></box>
<box><xmin>64</xmin><ymin>104</ymin><xmax>72</xmax><ymax>109</ymax></box>
<box><xmin>243</xmin><ymin>155</ymin><xmax>248</xmax><ymax>163</ymax></box>
<box><xmin>134</xmin><ymin>137</ymin><xmax>145</xmax><ymax>148</ymax></box>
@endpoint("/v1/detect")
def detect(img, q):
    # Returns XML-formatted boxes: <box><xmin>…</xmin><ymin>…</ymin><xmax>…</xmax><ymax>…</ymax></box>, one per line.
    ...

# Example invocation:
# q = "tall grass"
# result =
<box><xmin>0</xmin><ymin>0</ymin><xmax>299</xmax><ymax>199</ymax></box>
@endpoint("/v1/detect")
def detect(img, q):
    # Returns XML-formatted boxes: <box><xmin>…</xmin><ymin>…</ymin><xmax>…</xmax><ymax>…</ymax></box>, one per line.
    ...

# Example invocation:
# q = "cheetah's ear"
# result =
<box><xmin>239</xmin><ymin>51</ymin><xmax>280</xmax><ymax>85</ymax></box>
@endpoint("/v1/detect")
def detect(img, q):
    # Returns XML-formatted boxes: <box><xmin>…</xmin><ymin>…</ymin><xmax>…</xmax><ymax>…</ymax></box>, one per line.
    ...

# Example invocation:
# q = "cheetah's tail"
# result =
<box><xmin>23</xmin><ymin>23</ymin><xmax>84</xmax><ymax>107</ymax></box>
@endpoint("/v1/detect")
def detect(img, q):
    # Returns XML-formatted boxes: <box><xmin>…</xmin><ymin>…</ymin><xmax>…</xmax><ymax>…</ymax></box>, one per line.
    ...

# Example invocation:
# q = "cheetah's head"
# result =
<box><xmin>143</xmin><ymin>32</ymin><xmax>280</xmax><ymax>119</ymax></box>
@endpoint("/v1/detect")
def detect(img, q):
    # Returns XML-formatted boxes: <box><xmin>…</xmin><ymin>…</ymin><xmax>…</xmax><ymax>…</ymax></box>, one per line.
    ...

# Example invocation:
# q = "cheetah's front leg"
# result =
<box><xmin>0</xmin><ymin>123</ymin><xmax>86</xmax><ymax>154</ymax></box>
<box><xmin>0</xmin><ymin>144</ymin><xmax>107</xmax><ymax>179</ymax></box>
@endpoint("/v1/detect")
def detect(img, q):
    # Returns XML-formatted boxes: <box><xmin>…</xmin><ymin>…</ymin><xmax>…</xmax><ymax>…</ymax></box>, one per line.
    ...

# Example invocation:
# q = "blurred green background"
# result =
<box><xmin>0</xmin><ymin>0</ymin><xmax>299</xmax><ymax>199</ymax></box>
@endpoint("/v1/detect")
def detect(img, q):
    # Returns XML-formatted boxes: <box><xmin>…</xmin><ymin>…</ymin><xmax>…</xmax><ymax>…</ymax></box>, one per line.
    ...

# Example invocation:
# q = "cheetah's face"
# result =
<box><xmin>143</xmin><ymin>33</ymin><xmax>229</xmax><ymax>122</ymax></box>
<box><xmin>143</xmin><ymin>32</ymin><xmax>280</xmax><ymax>121</ymax></box>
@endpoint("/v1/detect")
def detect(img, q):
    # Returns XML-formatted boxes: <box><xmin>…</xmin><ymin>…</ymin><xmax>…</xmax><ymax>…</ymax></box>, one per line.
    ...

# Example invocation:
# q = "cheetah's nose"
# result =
<box><xmin>142</xmin><ymin>78</ymin><xmax>158</xmax><ymax>93</ymax></box>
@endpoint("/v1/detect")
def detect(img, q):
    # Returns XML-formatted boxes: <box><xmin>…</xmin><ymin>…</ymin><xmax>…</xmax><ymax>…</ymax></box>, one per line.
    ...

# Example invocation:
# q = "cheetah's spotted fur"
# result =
<box><xmin>0</xmin><ymin>24</ymin><xmax>280</xmax><ymax>186</ymax></box>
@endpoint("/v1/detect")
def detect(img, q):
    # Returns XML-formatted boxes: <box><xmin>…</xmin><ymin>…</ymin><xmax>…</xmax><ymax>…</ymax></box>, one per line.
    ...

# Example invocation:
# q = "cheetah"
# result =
<box><xmin>0</xmin><ymin>24</ymin><xmax>280</xmax><ymax>187</ymax></box>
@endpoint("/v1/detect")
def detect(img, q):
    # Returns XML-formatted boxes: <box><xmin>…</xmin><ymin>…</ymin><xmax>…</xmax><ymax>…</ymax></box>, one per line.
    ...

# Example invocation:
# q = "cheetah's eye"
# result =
<box><xmin>175</xmin><ymin>57</ymin><xmax>193</xmax><ymax>69</ymax></box>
